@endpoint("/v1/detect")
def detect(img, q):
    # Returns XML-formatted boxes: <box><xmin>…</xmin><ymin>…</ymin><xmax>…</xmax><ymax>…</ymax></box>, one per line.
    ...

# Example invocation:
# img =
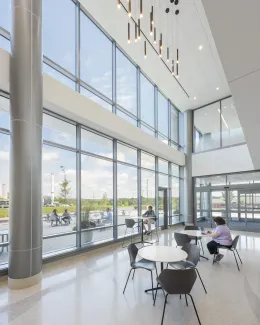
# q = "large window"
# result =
<box><xmin>194</xmin><ymin>97</ymin><xmax>245</xmax><ymax>152</ymax></box>
<box><xmin>117</xmin><ymin>163</ymin><xmax>138</xmax><ymax>235</ymax></box>
<box><xmin>81</xmin><ymin>129</ymin><xmax>113</xmax><ymax>157</ymax></box>
<box><xmin>221</xmin><ymin>97</ymin><xmax>245</xmax><ymax>147</ymax></box>
<box><xmin>42</xmin><ymin>145</ymin><xmax>76</xmax><ymax>237</ymax></box>
<box><xmin>43</xmin><ymin>0</ymin><xmax>76</xmax><ymax>74</ymax></box>
<box><xmin>80</xmin><ymin>12</ymin><xmax>112</xmax><ymax>99</ymax></box>
<box><xmin>81</xmin><ymin>154</ymin><xmax>113</xmax><ymax>244</ymax></box>
<box><xmin>141</xmin><ymin>169</ymin><xmax>155</xmax><ymax>214</ymax></box>
<box><xmin>171</xmin><ymin>105</ymin><xmax>179</xmax><ymax>144</ymax></box>
<box><xmin>158</xmin><ymin>92</ymin><xmax>169</xmax><ymax>137</ymax></box>
<box><xmin>80</xmin><ymin>88</ymin><xmax>112</xmax><ymax>111</ymax></box>
<box><xmin>116</xmin><ymin>49</ymin><xmax>137</xmax><ymax>115</ymax></box>
<box><xmin>0</xmin><ymin>96</ymin><xmax>9</xmax><ymax>130</ymax></box>
<box><xmin>140</xmin><ymin>74</ymin><xmax>155</xmax><ymax>128</ymax></box>
<box><xmin>43</xmin><ymin>64</ymin><xmax>76</xmax><ymax>90</ymax></box>
<box><xmin>0</xmin><ymin>0</ymin><xmax>10</xmax><ymax>31</ymax></box>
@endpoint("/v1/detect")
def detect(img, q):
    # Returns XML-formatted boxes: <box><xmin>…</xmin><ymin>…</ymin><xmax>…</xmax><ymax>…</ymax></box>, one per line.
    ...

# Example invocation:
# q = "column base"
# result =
<box><xmin>8</xmin><ymin>271</ymin><xmax>42</xmax><ymax>290</ymax></box>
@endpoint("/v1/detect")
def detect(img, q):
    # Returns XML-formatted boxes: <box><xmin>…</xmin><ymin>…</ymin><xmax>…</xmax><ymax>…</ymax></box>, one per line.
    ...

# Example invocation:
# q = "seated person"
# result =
<box><xmin>62</xmin><ymin>209</ymin><xmax>71</xmax><ymax>224</ymax></box>
<box><xmin>142</xmin><ymin>206</ymin><xmax>156</xmax><ymax>235</ymax></box>
<box><xmin>207</xmin><ymin>217</ymin><xmax>232</xmax><ymax>262</ymax></box>
<box><xmin>50</xmin><ymin>209</ymin><xmax>60</xmax><ymax>226</ymax></box>
<box><xmin>102</xmin><ymin>208</ymin><xmax>113</xmax><ymax>224</ymax></box>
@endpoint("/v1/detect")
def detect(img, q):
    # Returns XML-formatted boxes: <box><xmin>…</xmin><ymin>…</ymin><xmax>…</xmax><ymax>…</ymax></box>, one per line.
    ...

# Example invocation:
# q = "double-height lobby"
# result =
<box><xmin>1</xmin><ymin>0</ymin><xmax>260</xmax><ymax>324</ymax></box>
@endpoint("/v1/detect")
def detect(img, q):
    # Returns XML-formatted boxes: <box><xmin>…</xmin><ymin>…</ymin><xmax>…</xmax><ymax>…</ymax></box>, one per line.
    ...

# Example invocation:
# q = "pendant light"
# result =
<box><xmin>167</xmin><ymin>47</ymin><xmax>169</xmax><ymax>62</ymax></box>
<box><xmin>138</xmin><ymin>19</ymin><xmax>141</xmax><ymax>39</ymax></box>
<box><xmin>128</xmin><ymin>0</ymin><xmax>131</xmax><ymax>17</ymax></box>
<box><xmin>140</xmin><ymin>0</ymin><xmax>143</xmax><ymax>18</ymax></box>
<box><xmin>135</xmin><ymin>23</ymin><xmax>138</xmax><ymax>42</ymax></box>
<box><xmin>128</xmin><ymin>22</ymin><xmax>131</xmax><ymax>43</ymax></box>
<box><xmin>144</xmin><ymin>40</ymin><xmax>147</xmax><ymax>58</ymax></box>
<box><xmin>172</xmin><ymin>60</ymin><xmax>175</xmax><ymax>75</ymax></box>
<box><xmin>117</xmin><ymin>0</ymin><xmax>121</xmax><ymax>9</ymax></box>
<box><xmin>151</xmin><ymin>5</ymin><xmax>154</xmax><ymax>25</ymax></box>
<box><xmin>154</xmin><ymin>27</ymin><xmax>156</xmax><ymax>44</ymax></box>
<box><xmin>177</xmin><ymin>48</ymin><xmax>179</xmax><ymax>63</ymax></box>
<box><xmin>150</xmin><ymin>12</ymin><xmax>153</xmax><ymax>36</ymax></box>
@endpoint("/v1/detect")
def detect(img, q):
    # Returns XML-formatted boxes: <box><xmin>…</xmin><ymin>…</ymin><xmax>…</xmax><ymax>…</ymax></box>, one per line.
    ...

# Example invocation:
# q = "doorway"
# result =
<box><xmin>158</xmin><ymin>187</ymin><xmax>168</xmax><ymax>229</ymax></box>
<box><xmin>196</xmin><ymin>185</ymin><xmax>260</xmax><ymax>231</ymax></box>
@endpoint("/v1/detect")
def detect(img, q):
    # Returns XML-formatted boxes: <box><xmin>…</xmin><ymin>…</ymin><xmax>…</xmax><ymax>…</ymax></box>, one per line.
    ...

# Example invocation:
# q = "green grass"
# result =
<box><xmin>0</xmin><ymin>205</ymin><xmax>77</xmax><ymax>218</ymax></box>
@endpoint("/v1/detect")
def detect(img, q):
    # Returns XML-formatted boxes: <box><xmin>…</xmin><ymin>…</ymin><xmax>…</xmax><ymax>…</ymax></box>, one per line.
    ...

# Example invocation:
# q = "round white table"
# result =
<box><xmin>138</xmin><ymin>245</ymin><xmax>188</xmax><ymax>294</ymax></box>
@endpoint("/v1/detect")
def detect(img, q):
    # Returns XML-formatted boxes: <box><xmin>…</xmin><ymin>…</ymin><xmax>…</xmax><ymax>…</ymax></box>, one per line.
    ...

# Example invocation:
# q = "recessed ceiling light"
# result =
<box><xmin>216</xmin><ymin>87</ymin><xmax>219</xmax><ymax>90</ymax></box>
<box><xmin>198</xmin><ymin>45</ymin><xmax>203</xmax><ymax>51</ymax></box>
<box><xmin>193</xmin><ymin>96</ymin><xmax>197</xmax><ymax>100</ymax></box>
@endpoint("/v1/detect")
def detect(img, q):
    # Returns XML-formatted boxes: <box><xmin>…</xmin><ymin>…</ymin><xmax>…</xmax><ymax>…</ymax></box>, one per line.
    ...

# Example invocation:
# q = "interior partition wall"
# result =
<box><xmin>195</xmin><ymin>172</ymin><xmax>260</xmax><ymax>232</ymax></box>
<box><xmin>0</xmin><ymin>93</ymin><xmax>183</xmax><ymax>269</ymax></box>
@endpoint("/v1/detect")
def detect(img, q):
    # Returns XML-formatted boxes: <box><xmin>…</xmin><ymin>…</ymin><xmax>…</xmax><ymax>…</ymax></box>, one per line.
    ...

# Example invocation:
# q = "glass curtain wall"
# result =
<box><xmin>0</xmin><ymin>0</ymin><xmax>182</xmax><ymax>150</ymax></box>
<box><xmin>195</xmin><ymin>171</ymin><xmax>260</xmax><ymax>231</ymax></box>
<box><xmin>0</xmin><ymin>94</ymin><xmax>182</xmax><ymax>267</ymax></box>
<box><xmin>193</xmin><ymin>97</ymin><xmax>245</xmax><ymax>152</ymax></box>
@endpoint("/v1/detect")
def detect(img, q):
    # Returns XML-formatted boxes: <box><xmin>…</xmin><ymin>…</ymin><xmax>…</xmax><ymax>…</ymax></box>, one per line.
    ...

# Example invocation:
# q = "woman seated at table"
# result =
<box><xmin>207</xmin><ymin>217</ymin><xmax>232</xmax><ymax>262</ymax></box>
<box><xmin>142</xmin><ymin>206</ymin><xmax>156</xmax><ymax>235</ymax></box>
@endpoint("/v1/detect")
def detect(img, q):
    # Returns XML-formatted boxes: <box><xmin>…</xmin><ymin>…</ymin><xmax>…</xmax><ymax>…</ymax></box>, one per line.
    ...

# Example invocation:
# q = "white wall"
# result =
<box><xmin>192</xmin><ymin>144</ymin><xmax>254</xmax><ymax>177</ymax></box>
<box><xmin>0</xmin><ymin>49</ymin><xmax>185</xmax><ymax>166</ymax></box>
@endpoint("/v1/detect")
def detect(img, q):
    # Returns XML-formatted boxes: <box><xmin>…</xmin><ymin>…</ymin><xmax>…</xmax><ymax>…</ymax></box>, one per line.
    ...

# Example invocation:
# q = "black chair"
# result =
<box><xmin>122</xmin><ymin>219</ymin><xmax>138</xmax><ymax>248</ymax></box>
<box><xmin>174</xmin><ymin>232</ymin><xmax>191</xmax><ymax>247</ymax></box>
<box><xmin>213</xmin><ymin>235</ymin><xmax>242</xmax><ymax>271</ymax></box>
<box><xmin>184</xmin><ymin>225</ymin><xmax>204</xmax><ymax>255</ymax></box>
<box><xmin>123</xmin><ymin>244</ymin><xmax>158</xmax><ymax>301</ymax></box>
<box><xmin>169</xmin><ymin>243</ymin><xmax>207</xmax><ymax>294</ymax></box>
<box><xmin>154</xmin><ymin>269</ymin><xmax>201</xmax><ymax>325</ymax></box>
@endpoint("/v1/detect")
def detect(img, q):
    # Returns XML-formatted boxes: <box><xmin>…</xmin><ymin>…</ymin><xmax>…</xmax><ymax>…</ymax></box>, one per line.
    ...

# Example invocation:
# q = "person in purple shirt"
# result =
<box><xmin>207</xmin><ymin>217</ymin><xmax>233</xmax><ymax>262</ymax></box>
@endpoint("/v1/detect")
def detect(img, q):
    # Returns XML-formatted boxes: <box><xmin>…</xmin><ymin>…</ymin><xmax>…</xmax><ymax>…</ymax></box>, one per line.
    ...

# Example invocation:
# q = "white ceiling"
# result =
<box><xmin>202</xmin><ymin>0</ymin><xmax>260</xmax><ymax>169</ymax></box>
<box><xmin>80</xmin><ymin>0</ymin><xmax>230</xmax><ymax>111</ymax></box>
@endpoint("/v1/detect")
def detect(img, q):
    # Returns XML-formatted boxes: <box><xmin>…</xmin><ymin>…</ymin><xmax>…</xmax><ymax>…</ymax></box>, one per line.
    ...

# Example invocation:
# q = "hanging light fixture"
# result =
<box><xmin>117</xmin><ymin>0</ymin><xmax>121</xmax><ymax>9</ymax></box>
<box><xmin>144</xmin><ymin>40</ymin><xmax>147</xmax><ymax>58</ymax></box>
<box><xmin>154</xmin><ymin>27</ymin><xmax>156</xmax><ymax>44</ymax></box>
<box><xmin>167</xmin><ymin>47</ymin><xmax>169</xmax><ymax>62</ymax></box>
<box><xmin>150</xmin><ymin>12</ymin><xmax>153</xmax><ymax>36</ymax></box>
<box><xmin>128</xmin><ymin>22</ymin><xmax>131</xmax><ymax>43</ymax></box>
<box><xmin>128</xmin><ymin>0</ymin><xmax>131</xmax><ymax>17</ymax></box>
<box><xmin>172</xmin><ymin>60</ymin><xmax>175</xmax><ymax>75</ymax></box>
<box><xmin>138</xmin><ymin>19</ymin><xmax>141</xmax><ymax>39</ymax></box>
<box><xmin>140</xmin><ymin>0</ymin><xmax>143</xmax><ymax>18</ymax></box>
<box><xmin>160</xmin><ymin>33</ymin><xmax>163</xmax><ymax>49</ymax></box>
<box><xmin>159</xmin><ymin>40</ymin><xmax>162</xmax><ymax>57</ymax></box>
<box><xmin>176</xmin><ymin>62</ymin><xmax>179</xmax><ymax>78</ymax></box>
<box><xmin>151</xmin><ymin>5</ymin><xmax>154</xmax><ymax>25</ymax></box>
<box><xmin>135</xmin><ymin>23</ymin><xmax>138</xmax><ymax>42</ymax></box>
<box><xmin>177</xmin><ymin>48</ymin><xmax>179</xmax><ymax>63</ymax></box>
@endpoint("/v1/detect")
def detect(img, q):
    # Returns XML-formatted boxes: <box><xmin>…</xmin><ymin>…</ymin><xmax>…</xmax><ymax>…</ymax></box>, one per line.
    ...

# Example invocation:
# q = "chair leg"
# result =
<box><xmin>153</xmin><ymin>283</ymin><xmax>159</xmax><ymax>306</ymax></box>
<box><xmin>132</xmin><ymin>269</ymin><xmax>136</xmax><ymax>280</ymax></box>
<box><xmin>233</xmin><ymin>250</ymin><xmax>240</xmax><ymax>271</ymax></box>
<box><xmin>195</xmin><ymin>268</ymin><xmax>207</xmax><ymax>294</ymax></box>
<box><xmin>199</xmin><ymin>239</ymin><xmax>204</xmax><ymax>255</ymax></box>
<box><xmin>123</xmin><ymin>268</ymin><xmax>133</xmax><ymax>294</ymax></box>
<box><xmin>185</xmin><ymin>294</ymin><xmax>188</xmax><ymax>306</ymax></box>
<box><xmin>213</xmin><ymin>254</ymin><xmax>216</xmax><ymax>265</ymax></box>
<box><xmin>150</xmin><ymin>271</ymin><xmax>155</xmax><ymax>302</ymax></box>
<box><xmin>236</xmin><ymin>249</ymin><xmax>243</xmax><ymax>264</ymax></box>
<box><xmin>188</xmin><ymin>294</ymin><xmax>201</xmax><ymax>325</ymax></box>
<box><xmin>180</xmin><ymin>294</ymin><xmax>182</xmax><ymax>300</ymax></box>
<box><xmin>161</xmin><ymin>294</ymin><xmax>168</xmax><ymax>325</ymax></box>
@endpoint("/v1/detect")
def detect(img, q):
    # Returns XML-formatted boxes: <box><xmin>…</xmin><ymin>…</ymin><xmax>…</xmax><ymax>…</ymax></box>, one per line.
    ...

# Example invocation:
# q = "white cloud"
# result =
<box><xmin>0</xmin><ymin>151</ymin><xmax>9</xmax><ymax>161</ymax></box>
<box><xmin>42</xmin><ymin>152</ymin><xmax>59</xmax><ymax>161</ymax></box>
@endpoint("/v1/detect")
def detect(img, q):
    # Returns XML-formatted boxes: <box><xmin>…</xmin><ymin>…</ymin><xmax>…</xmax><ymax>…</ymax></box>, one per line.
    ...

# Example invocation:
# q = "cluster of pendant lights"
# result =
<box><xmin>117</xmin><ymin>0</ymin><xmax>180</xmax><ymax>79</ymax></box>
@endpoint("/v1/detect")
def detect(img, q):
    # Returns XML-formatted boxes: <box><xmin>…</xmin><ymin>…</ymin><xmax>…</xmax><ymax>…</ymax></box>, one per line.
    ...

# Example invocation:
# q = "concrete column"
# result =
<box><xmin>9</xmin><ymin>0</ymin><xmax>43</xmax><ymax>289</ymax></box>
<box><xmin>184</xmin><ymin>110</ymin><xmax>194</xmax><ymax>225</ymax></box>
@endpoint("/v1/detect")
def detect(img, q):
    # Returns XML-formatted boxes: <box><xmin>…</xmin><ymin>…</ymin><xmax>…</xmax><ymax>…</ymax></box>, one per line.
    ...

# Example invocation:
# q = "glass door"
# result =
<box><xmin>226</xmin><ymin>189</ymin><xmax>246</xmax><ymax>230</ymax></box>
<box><xmin>211</xmin><ymin>189</ymin><xmax>226</xmax><ymax>223</ymax></box>
<box><xmin>158</xmin><ymin>188</ymin><xmax>168</xmax><ymax>229</ymax></box>
<box><xmin>196</xmin><ymin>190</ymin><xmax>211</xmax><ymax>228</ymax></box>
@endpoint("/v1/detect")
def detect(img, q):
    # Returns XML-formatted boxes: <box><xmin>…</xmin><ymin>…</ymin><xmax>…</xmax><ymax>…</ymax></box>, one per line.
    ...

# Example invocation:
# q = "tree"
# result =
<box><xmin>59</xmin><ymin>166</ymin><xmax>71</xmax><ymax>203</ymax></box>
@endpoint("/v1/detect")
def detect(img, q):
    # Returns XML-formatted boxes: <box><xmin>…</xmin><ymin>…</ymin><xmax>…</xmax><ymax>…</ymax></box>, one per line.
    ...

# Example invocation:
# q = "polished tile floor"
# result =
<box><xmin>0</xmin><ymin>228</ymin><xmax>260</xmax><ymax>325</ymax></box>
